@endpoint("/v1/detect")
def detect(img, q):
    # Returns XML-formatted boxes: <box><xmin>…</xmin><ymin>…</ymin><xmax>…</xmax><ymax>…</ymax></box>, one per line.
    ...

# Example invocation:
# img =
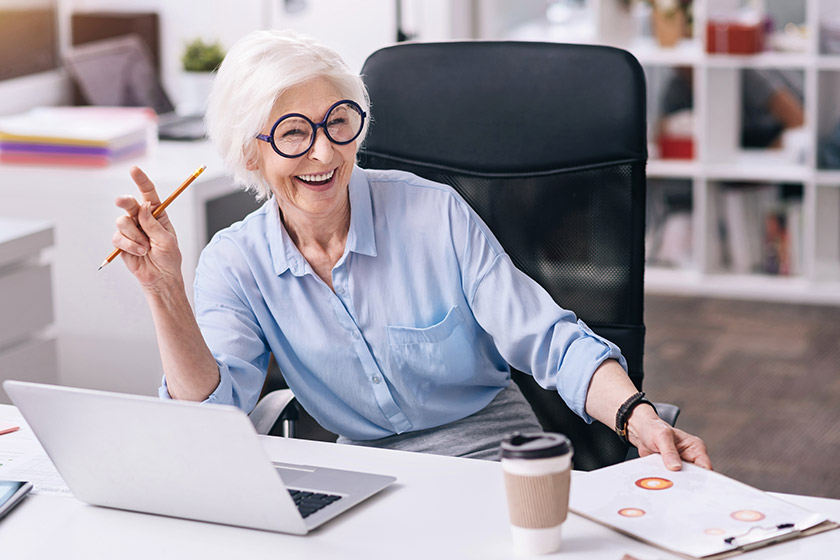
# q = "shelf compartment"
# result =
<box><xmin>705</xmin><ymin>66</ymin><xmax>809</xmax><ymax>169</ymax></box>
<box><xmin>819</xmin><ymin>0</ymin><xmax>840</xmax><ymax>56</ymax></box>
<box><xmin>707</xmin><ymin>180</ymin><xmax>804</xmax><ymax>278</ymax></box>
<box><xmin>817</xmin><ymin>70</ymin><xmax>840</xmax><ymax>170</ymax></box>
<box><xmin>813</xmin><ymin>185</ymin><xmax>840</xmax><ymax>282</ymax></box>
<box><xmin>646</xmin><ymin>178</ymin><xmax>694</xmax><ymax>271</ymax></box>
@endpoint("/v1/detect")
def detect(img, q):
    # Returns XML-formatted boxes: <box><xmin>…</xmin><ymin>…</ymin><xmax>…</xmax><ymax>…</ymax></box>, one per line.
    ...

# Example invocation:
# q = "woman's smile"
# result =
<box><xmin>295</xmin><ymin>168</ymin><xmax>337</xmax><ymax>191</ymax></box>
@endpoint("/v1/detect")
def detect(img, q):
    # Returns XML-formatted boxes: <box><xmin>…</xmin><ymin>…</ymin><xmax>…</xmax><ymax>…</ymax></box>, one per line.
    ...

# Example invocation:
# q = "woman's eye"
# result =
<box><xmin>281</xmin><ymin>128</ymin><xmax>308</xmax><ymax>139</ymax></box>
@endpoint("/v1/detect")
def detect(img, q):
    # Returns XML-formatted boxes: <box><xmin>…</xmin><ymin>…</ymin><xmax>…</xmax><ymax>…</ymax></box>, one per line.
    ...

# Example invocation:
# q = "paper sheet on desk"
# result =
<box><xmin>0</xmin><ymin>417</ymin><xmax>71</xmax><ymax>497</ymax></box>
<box><xmin>569</xmin><ymin>455</ymin><xmax>836</xmax><ymax>559</ymax></box>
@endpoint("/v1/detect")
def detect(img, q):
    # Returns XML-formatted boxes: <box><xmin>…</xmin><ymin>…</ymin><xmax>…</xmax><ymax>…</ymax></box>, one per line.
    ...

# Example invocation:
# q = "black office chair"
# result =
<box><xmin>252</xmin><ymin>41</ymin><xmax>679</xmax><ymax>470</ymax></box>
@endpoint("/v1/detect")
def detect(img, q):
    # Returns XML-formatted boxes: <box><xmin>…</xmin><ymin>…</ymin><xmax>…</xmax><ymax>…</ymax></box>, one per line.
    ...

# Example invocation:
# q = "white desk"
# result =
<box><xmin>0</xmin><ymin>405</ymin><xmax>838</xmax><ymax>560</ymax></box>
<box><xmin>0</xmin><ymin>143</ymin><xmax>235</xmax><ymax>397</ymax></box>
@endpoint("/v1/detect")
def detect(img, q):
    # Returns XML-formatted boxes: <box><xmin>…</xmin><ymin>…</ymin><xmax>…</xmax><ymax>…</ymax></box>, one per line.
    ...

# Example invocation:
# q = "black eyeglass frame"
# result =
<box><xmin>255</xmin><ymin>99</ymin><xmax>367</xmax><ymax>158</ymax></box>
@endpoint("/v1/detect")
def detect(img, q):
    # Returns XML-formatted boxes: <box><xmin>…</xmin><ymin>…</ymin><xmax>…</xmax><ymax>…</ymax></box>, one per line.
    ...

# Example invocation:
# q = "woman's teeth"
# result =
<box><xmin>297</xmin><ymin>170</ymin><xmax>335</xmax><ymax>183</ymax></box>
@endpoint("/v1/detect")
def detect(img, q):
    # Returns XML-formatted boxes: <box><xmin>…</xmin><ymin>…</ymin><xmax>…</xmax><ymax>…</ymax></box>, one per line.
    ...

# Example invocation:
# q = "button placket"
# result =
<box><xmin>328</xmin><ymin>266</ymin><xmax>410</xmax><ymax>432</ymax></box>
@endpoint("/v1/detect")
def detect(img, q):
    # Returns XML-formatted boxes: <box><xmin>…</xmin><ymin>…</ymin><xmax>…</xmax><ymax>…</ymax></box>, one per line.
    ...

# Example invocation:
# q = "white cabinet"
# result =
<box><xmin>498</xmin><ymin>0</ymin><xmax>840</xmax><ymax>304</ymax></box>
<box><xmin>0</xmin><ymin>219</ymin><xmax>57</xmax><ymax>403</ymax></box>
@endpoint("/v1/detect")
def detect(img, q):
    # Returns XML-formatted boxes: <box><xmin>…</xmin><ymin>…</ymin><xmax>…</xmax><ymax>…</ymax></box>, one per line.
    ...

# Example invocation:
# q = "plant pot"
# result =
<box><xmin>652</xmin><ymin>8</ymin><xmax>686</xmax><ymax>48</ymax></box>
<box><xmin>179</xmin><ymin>71</ymin><xmax>216</xmax><ymax>116</ymax></box>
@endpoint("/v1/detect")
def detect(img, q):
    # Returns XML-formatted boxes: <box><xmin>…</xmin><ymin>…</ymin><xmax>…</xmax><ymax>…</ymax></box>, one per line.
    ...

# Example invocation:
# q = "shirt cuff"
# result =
<box><xmin>158</xmin><ymin>364</ymin><xmax>231</xmax><ymax>405</ymax></box>
<box><xmin>561</xmin><ymin>320</ymin><xmax>628</xmax><ymax>425</ymax></box>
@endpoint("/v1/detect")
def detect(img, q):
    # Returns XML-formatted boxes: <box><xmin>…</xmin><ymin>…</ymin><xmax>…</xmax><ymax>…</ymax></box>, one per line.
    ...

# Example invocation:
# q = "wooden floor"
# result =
<box><xmin>643</xmin><ymin>294</ymin><xmax>840</xmax><ymax>499</ymax></box>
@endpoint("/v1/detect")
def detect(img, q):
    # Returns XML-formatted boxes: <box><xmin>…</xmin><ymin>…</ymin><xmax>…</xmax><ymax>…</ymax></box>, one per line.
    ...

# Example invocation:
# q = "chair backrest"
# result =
<box><xmin>358</xmin><ymin>41</ymin><xmax>648</xmax><ymax>470</ymax></box>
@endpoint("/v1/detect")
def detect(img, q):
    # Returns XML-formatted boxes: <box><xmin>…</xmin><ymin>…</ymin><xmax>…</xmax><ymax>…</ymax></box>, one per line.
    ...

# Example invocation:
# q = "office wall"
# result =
<box><xmin>63</xmin><ymin>0</ymin><xmax>399</xmax><ymax>109</ymax></box>
<box><xmin>0</xmin><ymin>0</ymin><xmax>402</xmax><ymax>116</ymax></box>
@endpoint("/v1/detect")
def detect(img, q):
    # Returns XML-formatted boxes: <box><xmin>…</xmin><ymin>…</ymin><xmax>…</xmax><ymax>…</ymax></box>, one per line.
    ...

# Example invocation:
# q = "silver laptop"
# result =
<box><xmin>3</xmin><ymin>380</ymin><xmax>395</xmax><ymax>534</ymax></box>
<box><xmin>63</xmin><ymin>34</ymin><xmax>206</xmax><ymax>141</ymax></box>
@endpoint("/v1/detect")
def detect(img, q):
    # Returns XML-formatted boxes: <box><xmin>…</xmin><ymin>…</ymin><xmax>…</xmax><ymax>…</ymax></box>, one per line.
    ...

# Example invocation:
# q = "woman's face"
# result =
<box><xmin>254</xmin><ymin>77</ymin><xmax>358</xmax><ymax>219</ymax></box>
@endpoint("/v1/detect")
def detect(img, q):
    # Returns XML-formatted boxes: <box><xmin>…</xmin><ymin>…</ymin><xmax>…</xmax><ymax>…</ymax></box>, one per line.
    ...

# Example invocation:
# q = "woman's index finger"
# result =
<box><xmin>129</xmin><ymin>166</ymin><xmax>162</xmax><ymax>206</ymax></box>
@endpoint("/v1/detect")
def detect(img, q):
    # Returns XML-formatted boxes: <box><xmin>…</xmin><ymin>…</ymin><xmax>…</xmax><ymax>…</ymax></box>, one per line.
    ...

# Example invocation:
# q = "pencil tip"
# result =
<box><xmin>97</xmin><ymin>262</ymin><xmax>106</xmax><ymax>271</ymax></box>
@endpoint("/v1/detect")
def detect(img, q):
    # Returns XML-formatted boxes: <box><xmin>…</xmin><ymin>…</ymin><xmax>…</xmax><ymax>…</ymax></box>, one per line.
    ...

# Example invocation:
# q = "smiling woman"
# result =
<box><xmin>108</xmin><ymin>29</ymin><xmax>710</xmax><ymax>469</ymax></box>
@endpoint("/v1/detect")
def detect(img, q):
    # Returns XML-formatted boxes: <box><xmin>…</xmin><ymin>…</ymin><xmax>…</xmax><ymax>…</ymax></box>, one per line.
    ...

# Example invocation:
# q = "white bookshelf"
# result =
<box><xmin>500</xmin><ymin>0</ymin><xmax>840</xmax><ymax>304</ymax></box>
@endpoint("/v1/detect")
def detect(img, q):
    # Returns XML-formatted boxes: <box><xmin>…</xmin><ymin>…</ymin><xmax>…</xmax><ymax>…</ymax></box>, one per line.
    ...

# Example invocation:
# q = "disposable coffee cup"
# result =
<box><xmin>501</xmin><ymin>432</ymin><xmax>573</xmax><ymax>556</ymax></box>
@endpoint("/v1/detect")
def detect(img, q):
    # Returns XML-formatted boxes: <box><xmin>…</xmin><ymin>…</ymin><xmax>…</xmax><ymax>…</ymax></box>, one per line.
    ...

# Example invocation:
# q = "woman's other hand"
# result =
<box><xmin>112</xmin><ymin>166</ymin><xmax>182</xmax><ymax>292</ymax></box>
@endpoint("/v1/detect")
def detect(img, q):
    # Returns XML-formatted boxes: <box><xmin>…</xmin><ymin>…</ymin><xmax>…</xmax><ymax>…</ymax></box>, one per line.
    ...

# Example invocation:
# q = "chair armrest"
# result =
<box><xmin>249</xmin><ymin>389</ymin><xmax>298</xmax><ymax>436</ymax></box>
<box><xmin>625</xmin><ymin>401</ymin><xmax>681</xmax><ymax>461</ymax></box>
<box><xmin>654</xmin><ymin>402</ymin><xmax>680</xmax><ymax>428</ymax></box>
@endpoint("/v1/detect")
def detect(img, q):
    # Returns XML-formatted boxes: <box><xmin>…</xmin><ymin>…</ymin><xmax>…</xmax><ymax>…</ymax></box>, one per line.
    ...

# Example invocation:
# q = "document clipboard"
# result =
<box><xmin>569</xmin><ymin>455</ymin><xmax>839</xmax><ymax>559</ymax></box>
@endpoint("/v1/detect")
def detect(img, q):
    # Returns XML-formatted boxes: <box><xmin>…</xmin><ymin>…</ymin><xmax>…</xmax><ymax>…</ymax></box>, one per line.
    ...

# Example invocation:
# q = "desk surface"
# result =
<box><xmin>0</xmin><ymin>404</ymin><xmax>838</xmax><ymax>560</ymax></box>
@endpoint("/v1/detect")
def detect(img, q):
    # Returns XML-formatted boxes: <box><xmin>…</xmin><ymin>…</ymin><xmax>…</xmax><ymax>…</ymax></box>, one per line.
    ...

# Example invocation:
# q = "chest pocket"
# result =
<box><xmin>386</xmin><ymin>305</ymin><xmax>479</xmax><ymax>405</ymax></box>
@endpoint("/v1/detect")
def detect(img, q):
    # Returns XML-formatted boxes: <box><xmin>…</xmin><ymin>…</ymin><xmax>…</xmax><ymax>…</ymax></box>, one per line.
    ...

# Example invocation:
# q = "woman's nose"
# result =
<box><xmin>308</xmin><ymin>128</ymin><xmax>334</xmax><ymax>162</ymax></box>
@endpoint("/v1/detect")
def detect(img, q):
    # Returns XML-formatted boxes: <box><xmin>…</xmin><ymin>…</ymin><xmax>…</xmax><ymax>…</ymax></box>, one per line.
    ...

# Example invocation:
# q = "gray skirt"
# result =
<box><xmin>337</xmin><ymin>382</ymin><xmax>543</xmax><ymax>461</ymax></box>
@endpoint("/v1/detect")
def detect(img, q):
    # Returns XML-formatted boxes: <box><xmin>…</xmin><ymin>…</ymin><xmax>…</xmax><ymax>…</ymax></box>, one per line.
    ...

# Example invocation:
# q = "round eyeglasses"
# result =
<box><xmin>255</xmin><ymin>99</ymin><xmax>366</xmax><ymax>158</ymax></box>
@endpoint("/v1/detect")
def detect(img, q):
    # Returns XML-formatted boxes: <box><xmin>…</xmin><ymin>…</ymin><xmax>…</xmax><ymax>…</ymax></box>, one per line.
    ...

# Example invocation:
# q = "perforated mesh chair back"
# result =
<box><xmin>358</xmin><ymin>41</ymin><xmax>648</xmax><ymax>470</ymax></box>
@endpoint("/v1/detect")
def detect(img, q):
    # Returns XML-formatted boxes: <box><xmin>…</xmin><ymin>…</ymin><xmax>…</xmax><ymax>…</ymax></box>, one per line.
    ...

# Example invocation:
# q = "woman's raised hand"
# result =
<box><xmin>112</xmin><ymin>166</ymin><xmax>183</xmax><ymax>292</ymax></box>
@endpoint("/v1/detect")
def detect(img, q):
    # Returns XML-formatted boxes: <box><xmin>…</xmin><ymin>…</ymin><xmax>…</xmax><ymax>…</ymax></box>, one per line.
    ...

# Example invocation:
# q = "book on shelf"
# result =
<box><xmin>646</xmin><ymin>179</ymin><xmax>693</xmax><ymax>269</ymax></box>
<box><xmin>0</xmin><ymin>106</ymin><xmax>156</xmax><ymax>167</ymax></box>
<box><xmin>716</xmin><ymin>183</ymin><xmax>802</xmax><ymax>276</ymax></box>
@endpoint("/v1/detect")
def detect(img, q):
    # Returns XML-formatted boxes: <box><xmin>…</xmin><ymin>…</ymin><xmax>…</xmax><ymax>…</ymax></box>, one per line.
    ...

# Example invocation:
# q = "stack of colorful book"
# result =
<box><xmin>0</xmin><ymin>106</ymin><xmax>156</xmax><ymax>167</ymax></box>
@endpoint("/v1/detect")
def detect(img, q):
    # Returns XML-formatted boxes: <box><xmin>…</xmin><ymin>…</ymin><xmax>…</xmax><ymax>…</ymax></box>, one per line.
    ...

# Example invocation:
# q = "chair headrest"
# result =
<box><xmin>360</xmin><ymin>41</ymin><xmax>647</xmax><ymax>174</ymax></box>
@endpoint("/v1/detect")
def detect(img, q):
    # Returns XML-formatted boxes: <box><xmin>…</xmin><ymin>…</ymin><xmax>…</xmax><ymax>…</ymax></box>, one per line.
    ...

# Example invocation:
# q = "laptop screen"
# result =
<box><xmin>63</xmin><ymin>34</ymin><xmax>175</xmax><ymax>115</ymax></box>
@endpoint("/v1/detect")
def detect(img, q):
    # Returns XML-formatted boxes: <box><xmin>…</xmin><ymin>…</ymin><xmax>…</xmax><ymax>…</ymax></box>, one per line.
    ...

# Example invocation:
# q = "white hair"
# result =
<box><xmin>205</xmin><ymin>29</ymin><xmax>370</xmax><ymax>201</ymax></box>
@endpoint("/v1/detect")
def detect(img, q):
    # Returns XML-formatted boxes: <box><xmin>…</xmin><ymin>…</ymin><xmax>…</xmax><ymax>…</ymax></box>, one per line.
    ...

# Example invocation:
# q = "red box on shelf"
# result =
<box><xmin>658</xmin><ymin>136</ymin><xmax>694</xmax><ymax>160</ymax></box>
<box><xmin>706</xmin><ymin>20</ymin><xmax>765</xmax><ymax>54</ymax></box>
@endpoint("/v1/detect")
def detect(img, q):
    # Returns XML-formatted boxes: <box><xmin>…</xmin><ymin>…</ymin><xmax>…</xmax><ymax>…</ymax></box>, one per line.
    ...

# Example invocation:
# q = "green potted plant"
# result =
<box><xmin>181</xmin><ymin>38</ymin><xmax>226</xmax><ymax>73</ymax></box>
<box><xmin>179</xmin><ymin>38</ymin><xmax>226</xmax><ymax>116</ymax></box>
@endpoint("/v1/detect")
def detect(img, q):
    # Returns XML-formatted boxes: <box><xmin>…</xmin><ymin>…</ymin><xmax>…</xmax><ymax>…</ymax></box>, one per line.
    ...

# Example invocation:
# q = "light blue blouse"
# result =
<box><xmin>161</xmin><ymin>166</ymin><xmax>626</xmax><ymax>440</ymax></box>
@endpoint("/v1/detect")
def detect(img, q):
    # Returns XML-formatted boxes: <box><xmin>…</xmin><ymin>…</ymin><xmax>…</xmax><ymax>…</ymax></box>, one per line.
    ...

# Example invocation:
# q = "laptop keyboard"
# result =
<box><xmin>288</xmin><ymin>489</ymin><xmax>342</xmax><ymax>518</ymax></box>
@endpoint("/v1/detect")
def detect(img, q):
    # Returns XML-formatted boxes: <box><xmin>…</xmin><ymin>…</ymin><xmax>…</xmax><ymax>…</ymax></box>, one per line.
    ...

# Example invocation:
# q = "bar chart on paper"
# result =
<box><xmin>0</xmin><ymin>450</ymin><xmax>70</xmax><ymax>496</ymax></box>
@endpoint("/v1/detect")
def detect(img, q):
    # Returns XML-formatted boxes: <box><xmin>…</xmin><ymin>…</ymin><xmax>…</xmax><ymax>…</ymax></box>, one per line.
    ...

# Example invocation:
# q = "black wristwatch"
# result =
<box><xmin>615</xmin><ymin>391</ymin><xmax>658</xmax><ymax>445</ymax></box>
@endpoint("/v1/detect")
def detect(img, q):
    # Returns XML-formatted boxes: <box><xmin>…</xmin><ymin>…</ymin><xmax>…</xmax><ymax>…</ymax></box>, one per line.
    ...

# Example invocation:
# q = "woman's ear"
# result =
<box><xmin>244</xmin><ymin>146</ymin><xmax>260</xmax><ymax>170</ymax></box>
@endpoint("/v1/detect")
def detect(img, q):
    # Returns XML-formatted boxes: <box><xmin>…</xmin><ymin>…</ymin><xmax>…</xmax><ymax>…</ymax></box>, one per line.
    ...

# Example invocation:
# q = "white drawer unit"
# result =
<box><xmin>0</xmin><ymin>264</ymin><xmax>53</xmax><ymax>348</ymax></box>
<box><xmin>0</xmin><ymin>218</ymin><xmax>56</xmax><ymax>404</ymax></box>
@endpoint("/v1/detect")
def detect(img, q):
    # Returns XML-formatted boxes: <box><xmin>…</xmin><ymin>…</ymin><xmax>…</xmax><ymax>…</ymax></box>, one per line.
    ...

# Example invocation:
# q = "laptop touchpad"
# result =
<box><xmin>274</xmin><ymin>463</ymin><xmax>316</xmax><ymax>485</ymax></box>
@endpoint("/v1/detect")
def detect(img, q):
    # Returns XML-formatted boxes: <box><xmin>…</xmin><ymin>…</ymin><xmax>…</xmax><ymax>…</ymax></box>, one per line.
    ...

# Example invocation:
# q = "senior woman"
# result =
<box><xmin>112</xmin><ymin>29</ymin><xmax>710</xmax><ymax>469</ymax></box>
